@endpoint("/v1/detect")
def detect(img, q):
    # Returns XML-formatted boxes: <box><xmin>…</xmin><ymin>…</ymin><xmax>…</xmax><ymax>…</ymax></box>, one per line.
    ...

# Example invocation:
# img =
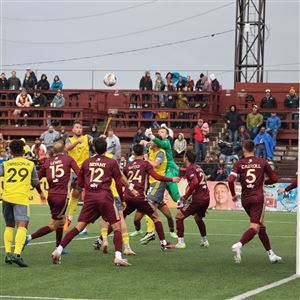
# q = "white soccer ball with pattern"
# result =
<box><xmin>103</xmin><ymin>73</ymin><xmax>117</xmax><ymax>87</ymax></box>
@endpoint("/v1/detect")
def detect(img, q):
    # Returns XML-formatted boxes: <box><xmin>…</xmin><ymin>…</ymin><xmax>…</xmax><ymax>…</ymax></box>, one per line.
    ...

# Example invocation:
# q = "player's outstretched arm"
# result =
<box><xmin>152</xmin><ymin>136</ymin><xmax>169</xmax><ymax>150</ymax></box>
<box><xmin>148</xmin><ymin>169</ymin><xmax>179</xmax><ymax>182</ymax></box>
<box><xmin>70</xmin><ymin>158</ymin><xmax>80</xmax><ymax>176</ymax></box>
<box><xmin>181</xmin><ymin>176</ymin><xmax>198</xmax><ymax>201</ymax></box>
<box><xmin>228</xmin><ymin>174</ymin><xmax>237</xmax><ymax>198</ymax></box>
<box><xmin>278</xmin><ymin>177</ymin><xmax>297</xmax><ymax>194</ymax></box>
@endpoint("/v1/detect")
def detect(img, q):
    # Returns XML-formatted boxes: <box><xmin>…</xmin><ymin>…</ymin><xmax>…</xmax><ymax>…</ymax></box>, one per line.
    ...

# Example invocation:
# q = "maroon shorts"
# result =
<box><xmin>78</xmin><ymin>193</ymin><xmax>120</xmax><ymax>225</ymax></box>
<box><xmin>124</xmin><ymin>198</ymin><xmax>155</xmax><ymax>218</ymax></box>
<box><xmin>180</xmin><ymin>200</ymin><xmax>209</xmax><ymax>218</ymax></box>
<box><xmin>243</xmin><ymin>201</ymin><xmax>265</xmax><ymax>224</ymax></box>
<box><xmin>48</xmin><ymin>194</ymin><xmax>68</xmax><ymax>220</ymax></box>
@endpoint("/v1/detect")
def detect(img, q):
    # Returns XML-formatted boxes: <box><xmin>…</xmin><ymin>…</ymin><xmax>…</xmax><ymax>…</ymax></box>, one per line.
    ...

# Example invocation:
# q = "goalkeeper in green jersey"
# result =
<box><xmin>145</xmin><ymin>126</ymin><xmax>181</xmax><ymax>204</ymax></box>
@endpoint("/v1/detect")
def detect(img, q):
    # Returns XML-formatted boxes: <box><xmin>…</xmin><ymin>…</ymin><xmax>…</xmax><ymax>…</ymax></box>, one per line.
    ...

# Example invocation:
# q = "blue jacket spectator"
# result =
<box><xmin>266</xmin><ymin>112</ymin><xmax>281</xmax><ymax>148</ymax></box>
<box><xmin>51</xmin><ymin>90</ymin><xmax>65</xmax><ymax>108</ymax></box>
<box><xmin>51</xmin><ymin>75</ymin><xmax>63</xmax><ymax>90</ymax></box>
<box><xmin>254</xmin><ymin>127</ymin><xmax>274</xmax><ymax>160</ymax></box>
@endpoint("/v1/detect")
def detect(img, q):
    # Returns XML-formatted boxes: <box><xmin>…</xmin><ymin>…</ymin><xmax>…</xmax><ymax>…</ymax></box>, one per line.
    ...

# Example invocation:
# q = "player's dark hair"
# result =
<box><xmin>9</xmin><ymin>139</ymin><xmax>25</xmax><ymax>156</ymax></box>
<box><xmin>133</xmin><ymin>143</ymin><xmax>144</xmax><ymax>156</ymax></box>
<box><xmin>243</xmin><ymin>140</ymin><xmax>255</xmax><ymax>152</ymax></box>
<box><xmin>184</xmin><ymin>150</ymin><xmax>195</xmax><ymax>163</ymax></box>
<box><xmin>93</xmin><ymin>138</ymin><xmax>107</xmax><ymax>155</ymax></box>
<box><xmin>73</xmin><ymin>120</ymin><xmax>82</xmax><ymax>127</ymax></box>
<box><xmin>214</xmin><ymin>182</ymin><xmax>229</xmax><ymax>191</ymax></box>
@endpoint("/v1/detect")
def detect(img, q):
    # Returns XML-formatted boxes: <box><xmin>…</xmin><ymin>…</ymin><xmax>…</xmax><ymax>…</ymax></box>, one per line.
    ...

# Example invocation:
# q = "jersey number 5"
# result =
<box><xmin>246</xmin><ymin>169</ymin><xmax>256</xmax><ymax>184</ymax></box>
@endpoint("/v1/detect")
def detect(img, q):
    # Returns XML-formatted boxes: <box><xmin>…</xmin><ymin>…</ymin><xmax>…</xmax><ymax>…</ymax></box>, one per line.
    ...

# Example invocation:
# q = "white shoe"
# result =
<box><xmin>200</xmin><ymin>240</ymin><xmax>209</xmax><ymax>247</ymax></box>
<box><xmin>51</xmin><ymin>250</ymin><xmax>61</xmax><ymax>264</ymax></box>
<box><xmin>123</xmin><ymin>247</ymin><xmax>136</xmax><ymax>256</ymax></box>
<box><xmin>102</xmin><ymin>239</ymin><xmax>108</xmax><ymax>254</ymax></box>
<box><xmin>140</xmin><ymin>232</ymin><xmax>155</xmax><ymax>244</ymax></box>
<box><xmin>175</xmin><ymin>242</ymin><xmax>186</xmax><ymax>249</ymax></box>
<box><xmin>232</xmin><ymin>243</ymin><xmax>242</xmax><ymax>264</ymax></box>
<box><xmin>269</xmin><ymin>253</ymin><xmax>282</xmax><ymax>263</ymax></box>
<box><xmin>114</xmin><ymin>257</ymin><xmax>131</xmax><ymax>267</ymax></box>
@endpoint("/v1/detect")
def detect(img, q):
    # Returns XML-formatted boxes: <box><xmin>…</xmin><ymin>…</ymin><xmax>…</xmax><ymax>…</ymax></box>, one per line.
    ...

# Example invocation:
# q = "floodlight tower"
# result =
<box><xmin>234</xmin><ymin>0</ymin><xmax>266</xmax><ymax>84</ymax></box>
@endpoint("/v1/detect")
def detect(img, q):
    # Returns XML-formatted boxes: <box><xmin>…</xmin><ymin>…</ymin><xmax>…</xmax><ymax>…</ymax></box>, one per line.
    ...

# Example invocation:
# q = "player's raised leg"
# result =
<box><xmin>159</xmin><ymin>203</ymin><xmax>178</xmax><ymax>239</ymax></box>
<box><xmin>175</xmin><ymin>210</ymin><xmax>187</xmax><ymax>249</ymax></box>
<box><xmin>129</xmin><ymin>211</ymin><xmax>144</xmax><ymax>237</ymax></box>
<box><xmin>194</xmin><ymin>214</ymin><xmax>209</xmax><ymax>247</ymax></box>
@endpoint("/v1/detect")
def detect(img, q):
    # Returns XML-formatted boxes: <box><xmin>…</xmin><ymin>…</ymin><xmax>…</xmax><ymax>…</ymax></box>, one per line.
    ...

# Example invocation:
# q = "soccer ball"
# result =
<box><xmin>103</xmin><ymin>73</ymin><xmax>117</xmax><ymax>87</ymax></box>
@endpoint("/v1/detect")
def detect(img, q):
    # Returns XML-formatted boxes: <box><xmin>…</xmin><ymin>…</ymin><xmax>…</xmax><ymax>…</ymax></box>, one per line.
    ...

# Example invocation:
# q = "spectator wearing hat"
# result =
<box><xmin>284</xmin><ymin>87</ymin><xmax>299</xmax><ymax>129</ymax></box>
<box><xmin>260</xmin><ymin>89</ymin><xmax>277</xmax><ymax>118</ymax></box>
<box><xmin>246</xmin><ymin>105</ymin><xmax>264</xmax><ymax>139</ymax></box>
<box><xmin>51</xmin><ymin>90</ymin><xmax>65</xmax><ymax>108</ymax></box>
<box><xmin>266</xmin><ymin>112</ymin><xmax>281</xmax><ymax>148</ymax></box>
<box><xmin>254</xmin><ymin>127</ymin><xmax>274</xmax><ymax>160</ymax></box>
<box><xmin>173</xmin><ymin>133</ymin><xmax>187</xmax><ymax>158</ymax></box>
<box><xmin>37</xmin><ymin>74</ymin><xmax>50</xmax><ymax>91</ymax></box>
<box><xmin>51</xmin><ymin>75</ymin><xmax>63</xmax><ymax>91</ymax></box>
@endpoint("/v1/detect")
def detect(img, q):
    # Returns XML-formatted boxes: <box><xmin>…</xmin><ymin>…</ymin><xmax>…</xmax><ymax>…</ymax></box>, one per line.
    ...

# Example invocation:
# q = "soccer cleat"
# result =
<box><xmin>140</xmin><ymin>232</ymin><xmax>155</xmax><ymax>244</ymax></box>
<box><xmin>5</xmin><ymin>254</ymin><xmax>13</xmax><ymax>265</ymax></box>
<box><xmin>11</xmin><ymin>255</ymin><xmax>28</xmax><ymax>267</ymax></box>
<box><xmin>61</xmin><ymin>249</ymin><xmax>69</xmax><ymax>255</ymax></box>
<box><xmin>129</xmin><ymin>230</ymin><xmax>143</xmax><ymax>237</ymax></box>
<box><xmin>92</xmin><ymin>238</ymin><xmax>102</xmax><ymax>250</ymax></box>
<box><xmin>175</xmin><ymin>242</ymin><xmax>186</xmax><ymax>249</ymax></box>
<box><xmin>114</xmin><ymin>258</ymin><xmax>131</xmax><ymax>267</ymax></box>
<box><xmin>269</xmin><ymin>253</ymin><xmax>282</xmax><ymax>263</ymax></box>
<box><xmin>170</xmin><ymin>232</ymin><xmax>178</xmax><ymax>239</ymax></box>
<box><xmin>123</xmin><ymin>247</ymin><xmax>136</xmax><ymax>256</ymax></box>
<box><xmin>102</xmin><ymin>239</ymin><xmax>109</xmax><ymax>254</ymax></box>
<box><xmin>232</xmin><ymin>243</ymin><xmax>242</xmax><ymax>264</ymax></box>
<box><xmin>79</xmin><ymin>228</ymin><xmax>88</xmax><ymax>235</ymax></box>
<box><xmin>22</xmin><ymin>235</ymin><xmax>30</xmax><ymax>251</ymax></box>
<box><xmin>51</xmin><ymin>250</ymin><xmax>61</xmax><ymax>265</ymax></box>
<box><xmin>200</xmin><ymin>240</ymin><xmax>209</xmax><ymax>247</ymax></box>
<box><xmin>63</xmin><ymin>218</ymin><xmax>71</xmax><ymax>232</ymax></box>
<box><xmin>160</xmin><ymin>243</ymin><xmax>169</xmax><ymax>251</ymax></box>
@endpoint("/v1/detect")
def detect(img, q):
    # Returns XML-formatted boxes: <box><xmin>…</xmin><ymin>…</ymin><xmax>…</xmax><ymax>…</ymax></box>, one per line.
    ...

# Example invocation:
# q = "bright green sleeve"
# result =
<box><xmin>153</xmin><ymin>137</ymin><xmax>170</xmax><ymax>150</ymax></box>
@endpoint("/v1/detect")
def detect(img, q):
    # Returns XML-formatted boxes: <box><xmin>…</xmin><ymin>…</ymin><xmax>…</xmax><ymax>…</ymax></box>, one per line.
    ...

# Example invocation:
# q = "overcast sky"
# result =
<box><xmin>1</xmin><ymin>0</ymin><xmax>299</xmax><ymax>89</ymax></box>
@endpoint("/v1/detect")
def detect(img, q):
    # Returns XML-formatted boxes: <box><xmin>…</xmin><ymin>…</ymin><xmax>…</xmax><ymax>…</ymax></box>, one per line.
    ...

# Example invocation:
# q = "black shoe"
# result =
<box><xmin>5</xmin><ymin>254</ymin><xmax>13</xmax><ymax>265</ymax></box>
<box><xmin>12</xmin><ymin>255</ymin><xmax>28</xmax><ymax>267</ymax></box>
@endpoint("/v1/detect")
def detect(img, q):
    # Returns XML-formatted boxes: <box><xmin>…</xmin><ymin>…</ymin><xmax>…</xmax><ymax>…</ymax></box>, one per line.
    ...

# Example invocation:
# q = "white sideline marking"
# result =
<box><xmin>228</xmin><ymin>274</ymin><xmax>300</xmax><ymax>300</ymax></box>
<box><xmin>0</xmin><ymin>232</ymin><xmax>295</xmax><ymax>249</ymax></box>
<box><xmin>0</xmin><ymin>296</ymin><xmax>101</xmax><ymax>300</ymax></box>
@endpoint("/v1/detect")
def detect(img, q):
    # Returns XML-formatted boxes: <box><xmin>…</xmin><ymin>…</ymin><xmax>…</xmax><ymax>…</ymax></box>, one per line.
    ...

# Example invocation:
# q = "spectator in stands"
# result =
<box><xmin>51</xmin><ymin>90</ymin><xmax>65</xmax><ymax>108</ymax></box>
<box><xmin>218</xmin><ymin>131</ymin><xmax>235</xmax><ymax>163</ymax></box>
<box><xmin>224</xmin><ymin>105</ymin><xmax>241</xmax><ymax>143</ymax></box>
<box><xmin>191</xmin><ymin>119</ymin><xmax>206</xmax><ymax>162</ymax></box>
<box><xmin>133</xmin><ymin>128</ymin><xmax>147</xmax><ymax>144</ymax></box>
<box><xmin>27</xmin><ymin>68</ymin><xmax>37</xmax><ymax>85</ymax></box>
<box><xmin>176</xmin><ymin>76</ymin><xmax>186</xmax><ymax>91</ymax></box>
<box><xmin>37</xmin><ymin>74</ymin><xmax>50</xmax><ymax>90</ymax></box>
<box><xmin>106</xmin><ymin>128</ymin><xmax>121</xmax><ymax>161</ymax></box>
<box><xmin>234</xmin><ymin>126</ymin><xmax>250</xmax><ymax>154</ymax></box>
<box><xmin>13</xmin><ymin>89</ymin><xmax>33</xmax><ymax>126</ymax></box>
<box><xmin>142</xmin><ymin>103</ymin><xmax>153</xmax><ymax>128</ymax></box>
<box><xmin>31</xmin><ymin>138</ymin><xmax>47</xmax><ymax>166</ymax></box>
<box><xmin>7</xmin><ymin>70</ymin><xmax>21</xmax><ymax>91</ymax></box>
<box><xmin>195</xmin><ymin>74</ymin><xmax>204</xmax><ymax>91</ymax></box>
<box><xmin>33</xmin><ymin>91</ymin><xmax>48</xmax><ymax>107</ymax></box>
<box><xmin>215</xmin><ymin>159</ymin><xmax>227</xmax><ymax>181</ymax></box>
<box><xmin>173</xmin><ymin>133</ymin><xmax>187</xmax><ymax>158</ymax></box>
<box><xmin>139</xmin><ymin>71</ymin><xmax>152</xmax><ymax>91</ymax></box>
<box><xmin>59</xmin><ymin>126</ymin><xmax>69</xmax><ymax>142</ymax></box>
<box><xmin>89</xmin><ymin>124</ymin><xmax>100</xmax><ymax>139</ymax></box>
<box><xmin>154</xmin><ymin>102</ymin><xmax>169</xmax><ymax>128</ymax></box>
<box><xmin>51</xmin><ymin>75</ymin><xmax>63</xmax><ymax>91</ymax></box>
<box><xmin>254</xmin><ymin>127</ymin><xmax>274</xmax><ymax>160</ymax></box>
<box><xmin>246</xmin><ymin>105</ymin><xmax>264</xmax><ymax>139</ymax></box>
<box><xmin>210</xmin><ymin>74</ymin><xmax>221</xmax><ymax>92</ymax></box>
<box><xmin>266</xmin><ymin>112</ymin><xmax>281</xmax><ymax>148</ymax></box>
<box><xmin>23</xmin><ymin>70</ymin><xmax>36</xmax><ymax>90</ymax></box>
<box><xmin>176</xmin><ymin>92</ymin><xmax>189</xmax><ymax>128</ymax></box>
<box><xmin>154</xmin><ymin>71</ymin><xmax>166</xmax><ymax>103</ymax></box>
<box><xmin>40</xmin><ymin>125</ymin><xmax>60</xmax><ymax>150</ymax></box>
<box><xmin>284</xmin><ymin>87</ymin><xmax>299</xmax><ymax>129</ymax></box>
<box><xmin>165</xmin><ymin>72</ymin><xmax>175</xmax><ymax>91</ymax></box>
<box><xmin>260</xmin><ymin>89</ymin><xmax>277</xmax><ymax>110</ymax></box>
<box><xmin>0</xmin><ymin>73</ymin><xmax>9</xmax><ymax>90</ymax></box>
<box><xmin>185</xmin><ymin>75</ymin><xmax>194</xmax><ymax>92</ymax></box>
<box><xmin>201</xmin><ymin>154</ymin><xmax>217</xmax><ymax>181</ymax></box>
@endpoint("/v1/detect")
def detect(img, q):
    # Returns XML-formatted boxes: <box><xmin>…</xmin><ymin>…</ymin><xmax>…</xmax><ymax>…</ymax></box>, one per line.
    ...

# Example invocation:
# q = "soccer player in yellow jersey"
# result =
<box><xmin>131</xmin><ymin>141</ymin><xmax>178</xmax><ymax>243</ymax></box>
<box><xmin>64</xmin><ymin>121</ymin><xmax>93</xmax><ymax>232</ymax></box>
<box><xmin>1</xmin><ymin>140</ymin><xmax>45</xmax><ymax>267</ymax></box>
<box><xmin>92</xmin><ymin>152</ymin><xmax>135</xmax><ymax>256</ymax></box>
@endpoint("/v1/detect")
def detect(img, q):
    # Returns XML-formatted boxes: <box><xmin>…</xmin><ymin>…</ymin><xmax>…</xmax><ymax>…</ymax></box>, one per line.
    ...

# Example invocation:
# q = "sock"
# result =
<box><xmin>167</xmin><ymin>216</ymin><xmax>175</xmax><ymax>232</ymax></box>
<box><xmin>60</xmin><ymin>227</ymin><xmax>79</xmax><ymax>248</ymax></box>
<box><xmin>176</xmin><ymin>219</ymin><xmax>184</xmax><ymax>238</ymax></box>
<box><xmin>115</xmin><ymin>251</ymin><xmax>122</xmax><ymax>259</ymax></box>
<box><xmin>201</xmin><ymin>236</ymin><xmax>208</xmax><ymax>242</ymax></box>
<box><xmin>14</xmin><ymin>227</ymin><xmax>27</xmax><ymax>255</ymax></box>
<box><xmin>268</xmin><ymin>249</ymin><xmax>275</xmax><ymax>256</ymax></box>
<box><xmin>56</xmin><ymin>227</ymin><xmax>63</xmax><ymax>247</ymax></box>
<box><xmin>68</xmin><ymin>195</ymin><xmax>79</xmax><ymax>219</ymax></box>
<box><xmin>258</xmin><ymin>226</ymin><xmax>271</xmax><ymax>251</ymax></box>
<box><xmin>101</xmin><ymin>227</ymin><xmax>108</xmax><ymax>240</ymax></box>
<box><xmin>113</xmin><ymin>230</ymin><xmax>122</xmax><ymax>252</ymax></box>
<box><xmin>31</xmin><ymin>226</ymin><xmax>52</xmax><ymax>240</ymax></box>
<box><xmin>195</xmin><ymin>218</ymin><xmax>207</xmax><ymax>237</ymax></box>
<box><xmin>122</xmin><ymin>232</ymin><xmax>130</xmax><ymax>248</ymax></box>
<box><xmin>146</xmin><ymin>215</ymin><xmax>155</xmax><ymax>233</ymax></box>
<box><xmin>4</xmin><ymin>226</ymin><xmax>14</xmax><ymax>254</ymax></box>
<box><xmin>240</xmin><ymin>228</ymin><xmax>257</xmax><ymax>246</ymax></box>
<box><xmin>178</xmin><ymin>237</ymin><xmax>185</xmax><ymax>244</ymax></box>
<box><xmin>154</xmin><ymin>221</ymin><xmax>165</xmax><ymax>241</ymax></box>
<box><xmin>134</xmin><ymin>219</ymin><xmax>141</xmax><ymax>231</ymax></box>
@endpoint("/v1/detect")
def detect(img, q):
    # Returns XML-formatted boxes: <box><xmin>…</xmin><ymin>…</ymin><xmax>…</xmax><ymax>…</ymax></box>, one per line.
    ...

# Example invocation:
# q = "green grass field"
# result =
<box><xmin>0</xmin><ymin>205</ymin><xmax>298</xmax><ymax>300</ymax></box>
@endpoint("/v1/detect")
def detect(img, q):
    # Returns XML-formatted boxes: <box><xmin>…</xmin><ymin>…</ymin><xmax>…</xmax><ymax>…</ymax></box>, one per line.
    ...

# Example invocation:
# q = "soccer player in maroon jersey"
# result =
<box><xmin>278</xmin><ymin>175</ymin><xmax>297</xmax><ymax>194</ymax></box>
<box><xmin>51</xmin><ymin>138</ymin><xmax>132</xmax><ymax>266</ymax></box>
<box><xmin>175</xmin><ymin>150</ymin><xmax>210</xmax><ymax>249</ymax></box>
<box><xmin>123</xmin><ymin>144</ymin><xmax>180</xmax><ymax>251</ymax></box>
<box><xmin>228</xmin><ymin>140</ymin><xmax>281</xmax><ymax>264</ymax></box>
<box><xmin>25</xmin><ymin>139</ymin><xmax>80</xmax><ymax>248</ymax></box>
